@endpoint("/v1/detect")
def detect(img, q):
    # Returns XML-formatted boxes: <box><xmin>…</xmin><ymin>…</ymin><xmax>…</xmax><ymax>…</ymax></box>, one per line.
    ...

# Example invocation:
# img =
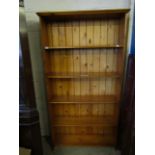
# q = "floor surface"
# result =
<box><xmin>42</xmin><ymin>137</ymin><xmax>121</xmax><ymax>155</ymax></box>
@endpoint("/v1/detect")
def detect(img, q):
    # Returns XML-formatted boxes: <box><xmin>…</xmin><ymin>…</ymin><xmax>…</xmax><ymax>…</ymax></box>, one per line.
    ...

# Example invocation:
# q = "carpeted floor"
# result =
<box><xmin>42</xmin><ymin>137</ymin><xmax>121</xmax><ymax>155</ymax></box>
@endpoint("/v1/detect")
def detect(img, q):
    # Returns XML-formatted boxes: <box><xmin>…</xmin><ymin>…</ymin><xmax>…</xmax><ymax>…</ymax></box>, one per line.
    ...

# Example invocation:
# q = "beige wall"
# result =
<box><xmin>24</xmin><ymin>0</ymin><xmax>134</xmax><ymax>136</ymax></box>
<box><xmin>25</xmin><ymin>0</ymin><xmax>130</xmax><ymax>12</ymax></box>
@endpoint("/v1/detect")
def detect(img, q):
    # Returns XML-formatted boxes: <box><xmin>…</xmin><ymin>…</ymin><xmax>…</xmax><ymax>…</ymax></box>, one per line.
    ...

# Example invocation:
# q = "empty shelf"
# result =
<box><xmin>46</xmin><ymin>72</ymin><xmax>121</xmax><ymax>79</ymax></box>
<box><xmin>48</xmin><ymin>95</ymin><xmax>117</xmax><ymax>104</ymax></box>
<box><xmin>44</xmin><ymin>45</ymin><xmax>123</xmax><ymax>50</ymax></box>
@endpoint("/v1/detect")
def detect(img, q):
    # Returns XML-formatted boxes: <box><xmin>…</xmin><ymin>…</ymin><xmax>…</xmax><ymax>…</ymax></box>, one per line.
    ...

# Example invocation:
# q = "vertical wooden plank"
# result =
<box><xmin>50</xmin><ymin>22</ymin><xmax>59</xmax><ymax>74</ymax></box>
<box><xmin>60</xmin><ymin>51</ymin><xmax>68</xmax><ymax>74</ymax></box>
<box><xmin>47</xmin><ymin>23</ymin><xmax>54</xmax><ymax>73</ymax></box>
<box><xmin>86</xmin><ymin>20</ymin><xmax>94</xmax><ymax>118</ymax></box>
<box><xmin>91</xmin><ymin>49</ymin><xmax>100</xmax><ymax>95</ymax></box>
<box><xmin>50</xmin><ymin>52</ymin><xmax>55</xmax><ymax>74</ymax></box>
<box><xmin>55</xmin><ymin>79</ymin><xmax>63</xmax><ymax>96</ymax></box>
<box><xmin>99</xmin><ymin>52</ymin><xmax>106</xmax><ymax>95</ymax></box>
<box><xmin>48</xmin><ymin>80</ymin><xmax>54</xmax><ymax>98</ymax></box>
<box><xmin>67</xmin><ymin>51</ymin><xmax>74</xmax><ymax>96</ymax></box>
<box><xmin>51</xmin><ymin>22</ymin><xmax>63</xmax><ymax>96</ymax></box>
<box><xmin>58</xmin><ymin>22</ymin><xmax>68</xmax><ymax>96</ymax></box>
<box><xmin>105</xmin><ymin>104</ymin><xmax>114</xmax><ymax>115</ymax></box>
<box><xmin>92</xmin><ymin>104</ymin><xmax>98</xmax><ymax>116</ymax></box>
<box><xmin>79</xmin><ymin>20</ymin><xmax>87</xmax><ymax>46</ymax></box>
<box><xmin>106</xmin><ymin>19</ymin><xmax>115</xmax><ymax>95</ymax></box>
<box><xmin>89</xmin><ymin>20</ymin><xmax>101</xmax><ymax>117</ymax></box>
<box><xmin>67</xmin><ymin>53</ymin><xmax>74</xmax><ymax>96</ymax></box>
<box><xmin>72</xmin><ymin>21</ymin><xmax>80</xmax><ymax>117</ymax></box>
<box><xmin>80</xmin><ymin>50</ymin><xmax>87</xmax><ymax>74</ymax></box>
<box><xmin>75</xmin><ymin>104</ymin><xmax>79</xmax><ymax>117</ymax></box>
<box><xmin>107</xmin><ymin>19</ymin><xmax>115</xmax><ymax>46</ymax></box>
<box><xmin>65</xmin><ymin>21</ymin><xmax>73</xmax><ymax>47</ymax></box>
<box><xmin>73</xmin><ymin>50</ymin><xmax>80</xmax><ymax>74</ymax></box>
<box><xmin>100</xmin><ymin>19</ymin><xmax>108</xmax><ymax>46</ymax></box>
<box><xmin>72</xmin><ymin>21</ymin><xmax>80</xmax><ymax>97</ymax></box>
<box><xmin>52</xmin><ymin>22</ymin><xmax>59</xmax><ymax>47</ymax></box>
<box><xmin>112</xmin><ymin>19</ymin><xmax>119</xmax><ymax>96</ymax></box>
<box><xmin>93</xmin><ymin>49</ymin><xmax>100</xmax><ymax>96</ymax></box>
<box><xmin>70</xmin><ymin>126</ymin><xmax>75</xmax><ymax>135</ymax></box>
<box><xmin>110</xmin><ymin>79</ymin><xmax>116</xmax><ymax>95</ymax></box>
<box><xmin>105</xmin><ymin>79</ymin><xmax>112</xmax><ymax>95</ymax></box>
<box><xmin>93</xmin><ymin>20</ymin><xmax>101</xmax><ymax>46</ymax></box>
<box><xmin>58</xmin><ymin>21</ymin><xmax>66</xmax><ymax>46</ymax></box>
<box><xmin>98</xmin><ymin>104</ymin><xmax>105</xmax><ymax>116</ymax></box>
<box><xmin>80</xmin><ymin>78</ymin><xmax>89</xmax><ymax>96</ymax></box>
<box><xmin>79</xmin><ymin>20</ymin><xmax>90</xmax><ymax>117</ymax></box>
<box><xmin>63</xmin><ymin>104</ymin><xmax>70</xmax><ymax>116</ymax></box>
<box><xmin>65</xmin><ymin>22</ymin><xmax>74</xmax><ymax>96</ymax></box>
<box><xmin>58</xmin><ymin>22</ymin><xmax>67</xmax><ymax>73</ymax></box>
<box><xmin>107</xmin><ymin>19</ymin><xmax>117</xmax><ymax>73</ymax></box>
<box><xmin>80</xmin><ymin>44</ymin><xmax>89</xmax><ymax>96</ymax></box>
<box><xmin>73</xmin><ymin>57</ymin><xmax>81</xmax><ymax>96</ymax></box>
<box><xmin>80</xmin><ymin>20</ymin><xmax>89</xmax><ymax>96</ymax></box>
<box><xmin>65</xmin><ymin>22</ymin><xmax>73</xmax><ymax>73</ymax></box>
<box><xmin>47</xmin><ymin>23</ymin><xmax>52</xmax><ymax>47</ymax></box>
<box><xmin>53</xmin><ymin>51</ymin><xmax>61</xmax><ymax>73</ymax></box>
<box><xmin>106</xmin><ymin>49</ymin><xmax>113</xmax><ymax>95</ymax></box>
<box><xmin>86</xmin><ymin>20</ymin><xmax>94</xmax><ymax>99</ymax></box>
<box><xmin>99</xmin><ymin>19</ymin><xmax>107</xmax><ymax>96</ymax></box>
<box><xmin>97</xmin><ymin>127</ymin><xmax>104</xmax><ymax>135</ymax></box>
<box><xmin>73</xmin><ymin>21</ymin><xmax>80</xmax><ymax>47</ymax></box>
<box><xmin>86</xmin><ymin>20</ymin><xmax>94</xmax><ymax>73</ymax></box>
<box><xmin>60</xmin><ymin>79</ymin><xmax>68</xmax><ymax>97</ymax></box>
<box><xmin>65</xmin><ymin>21</ymin><xmax>74</xmax><ymax>124</ymax></box>
<box><xmin>113</xmin><ymin>19</ymin><xmax>119</xmax><ymax>97</ymax></box>
<box><xmin>80</xmin><ymin>104</ymin><xmax>91</xmax><ymax>116</ymax></box>
<box><xmin>46</xmin><ymin>79</ymin><xmax>54</xmax><ymax>99</ymax></box>
<box><xmin>54</xmin><ymin>105</ymin><xmax>64</xmax><ymax>116</ymax></box>
<box><xmin>86</xmin><ymin>20</ymin><xmax>93</xmax><ymax>46</ymax></box>
<box><xmin>91</xmin><ymin>20</ymin><xmax>100</xmax><ymax>96</ymax></box>
<box><xmin>114</xmin><ymin>19</ymin><xmax>119</xmax><ymax>46</ymax></box>
<box><xmin>69</xmin><ymin>105</ymin><xmax>75</xmax><ymax>117</ymax></box>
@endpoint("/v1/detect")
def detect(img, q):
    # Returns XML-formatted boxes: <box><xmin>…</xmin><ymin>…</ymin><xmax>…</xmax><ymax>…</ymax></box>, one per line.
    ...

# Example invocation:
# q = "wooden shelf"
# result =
<box><xmin>49</xmin><ymin>95</ymin><xmax>117</xmax><ymax>104</ymax></box>
<box><xmin>52</xmin><ymin>116</ymin><xmax>116</xmax><ymax>125</ymax></box>
<box><xmin>52</xmin><ymin>124</ymin><xmax>113</xmax><ymax>127</ymax></box>
<box><xmin>44</xmin><ymin>45</ymin><xmax>123</xmax><ymax>50</ymax></box>
<box><xmin>46</xmin><ymin>72</ymin><xmax>120</xmax><ymax>79</ymax></box>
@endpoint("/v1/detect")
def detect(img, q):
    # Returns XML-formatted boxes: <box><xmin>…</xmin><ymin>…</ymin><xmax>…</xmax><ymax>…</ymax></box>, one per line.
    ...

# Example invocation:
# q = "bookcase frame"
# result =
<box><xmin>37</xmin><ymin>9</ymin><xmax>129</xmax><ymax>146</ymax></box>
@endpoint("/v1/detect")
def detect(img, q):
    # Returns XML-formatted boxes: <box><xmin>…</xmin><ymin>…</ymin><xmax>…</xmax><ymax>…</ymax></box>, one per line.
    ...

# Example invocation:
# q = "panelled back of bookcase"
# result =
<box><xmin>38</xmin><ymin>10</ymin><xmax>129</xmax><ymax>146</ymax></box>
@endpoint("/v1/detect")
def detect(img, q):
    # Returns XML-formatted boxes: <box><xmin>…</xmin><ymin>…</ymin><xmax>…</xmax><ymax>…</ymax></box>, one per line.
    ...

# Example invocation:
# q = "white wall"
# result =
<box><xmin>25</xmin><ymin>0</ymin><xmax>130</xmax><ymax>12</ymax></box>
<box><xmin>24</xmin><ymin>0</ymin><xmax>134</xmax><ymax>136</ymax></box>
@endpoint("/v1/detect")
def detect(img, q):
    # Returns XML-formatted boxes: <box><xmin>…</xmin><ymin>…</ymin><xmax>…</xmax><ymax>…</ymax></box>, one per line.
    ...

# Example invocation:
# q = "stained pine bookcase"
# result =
<box><xmin>37</xmin><ymin>9</ymin><xmax>129</xmax><ymax>146</ymax></box>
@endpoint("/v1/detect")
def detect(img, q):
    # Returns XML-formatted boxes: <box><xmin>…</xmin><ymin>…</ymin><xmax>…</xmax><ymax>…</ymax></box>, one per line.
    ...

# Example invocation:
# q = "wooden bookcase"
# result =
<box><xmin>37</xmin><ymin>9</ymin><xmax>129</xmax><ymax>146</ymax></box>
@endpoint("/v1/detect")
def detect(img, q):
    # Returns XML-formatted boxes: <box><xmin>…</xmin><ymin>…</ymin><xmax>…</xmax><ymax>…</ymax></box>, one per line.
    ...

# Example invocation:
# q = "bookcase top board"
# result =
<box><xmin>37</xmin><ymin>9</ymin><xmax>130</xmax><ymax>21</ymax></box>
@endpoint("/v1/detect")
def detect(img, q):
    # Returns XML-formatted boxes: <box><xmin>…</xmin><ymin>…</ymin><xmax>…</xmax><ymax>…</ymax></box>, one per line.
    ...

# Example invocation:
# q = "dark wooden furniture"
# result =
<box><xmin>38</xmin><ymin>9</ymin><xmax>129</xmax><ymax>146</ymax></box>
<box><xmin>117</xmin><ymin>54</ymin><xmax>135</xmax><ymax>154</ymax></box>
<box><xmin>19</xmin><ymin>6</ymin><xmax>43</xmax><ymax>155</ymax></box>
